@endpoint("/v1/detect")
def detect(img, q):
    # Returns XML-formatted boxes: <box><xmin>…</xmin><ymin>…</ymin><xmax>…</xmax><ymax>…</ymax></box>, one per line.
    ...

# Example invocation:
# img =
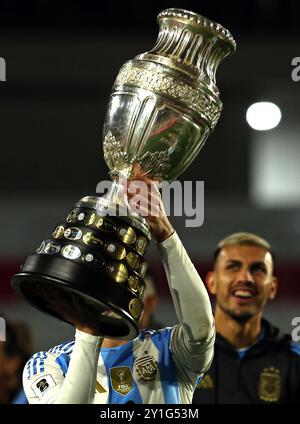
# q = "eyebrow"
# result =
<box><xmin>250</xmin><ymin>261</ymin><xmax>267</xmax><ymax>269</ymax></box>
<box><xmin>225</xmin><ymin>259</ymin><xmax>267</xmax><ymax>269</ymax></box>
<box><xmin>226</xmin><ymin>260</ymin><xmax>242</xmax><ymax>265</ymax></box>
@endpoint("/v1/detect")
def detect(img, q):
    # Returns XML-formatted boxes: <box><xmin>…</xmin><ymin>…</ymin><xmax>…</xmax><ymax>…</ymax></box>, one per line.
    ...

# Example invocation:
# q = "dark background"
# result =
<box><xmin>0</xmin><ymin>0</ymin><xmax>299</xmax><ymax>349</ymax></box>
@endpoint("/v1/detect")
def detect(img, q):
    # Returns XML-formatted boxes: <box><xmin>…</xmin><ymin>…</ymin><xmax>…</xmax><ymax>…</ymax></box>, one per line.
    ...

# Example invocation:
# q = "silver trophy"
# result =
<box><xmin>12</xmin><ymin>9</ymin><xmax>236</xmax><ymax>340</ymax></box>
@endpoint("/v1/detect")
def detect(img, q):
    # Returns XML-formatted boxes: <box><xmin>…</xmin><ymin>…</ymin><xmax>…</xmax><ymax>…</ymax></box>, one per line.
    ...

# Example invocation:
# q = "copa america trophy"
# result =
<box><xmin>11</xmin><ymin>9</ymin><xmax>236</xmax><ymax>340</ymax></box>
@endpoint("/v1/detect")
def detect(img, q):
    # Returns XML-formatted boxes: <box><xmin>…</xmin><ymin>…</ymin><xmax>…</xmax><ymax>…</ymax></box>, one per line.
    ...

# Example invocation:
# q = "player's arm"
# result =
<box><xmin>23</xmin><ymin>330</ymin><xmax>102</xmax><ymax>404</ymax></box>
<box><xmin>158</xmin><ymin>232</ymin><xmax>215</xmax><ymax>375</ymax></box>
<box><xmin>23</xmin><ymin>290</ymin><xmax>104</xmax><ymax>405</ymax></box>
<box><xmin>130</xmin><ymin>174</ymin><xmax>215</xmax><ymax>376</ymax></box>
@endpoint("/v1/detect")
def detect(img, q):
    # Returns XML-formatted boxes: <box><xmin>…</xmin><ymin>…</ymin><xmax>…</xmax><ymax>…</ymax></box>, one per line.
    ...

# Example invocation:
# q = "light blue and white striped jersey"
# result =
<box><xmin>23</xmin><ymin>327</ymin><xmax>202</xmax><ymax>404</ymax></box>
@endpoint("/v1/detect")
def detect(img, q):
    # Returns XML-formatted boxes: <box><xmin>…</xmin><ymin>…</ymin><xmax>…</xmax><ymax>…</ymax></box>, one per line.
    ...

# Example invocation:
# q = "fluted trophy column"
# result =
<box><xmin>11</xmin><ymin>9</ymin><xmax>236</xmax><ymax>340</ymax></box>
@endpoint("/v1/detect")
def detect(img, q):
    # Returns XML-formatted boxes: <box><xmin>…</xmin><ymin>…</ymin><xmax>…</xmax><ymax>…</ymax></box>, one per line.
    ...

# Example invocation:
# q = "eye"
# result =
<box><xmin>226</xmin><ymin>263</ymin><xmax>240</xmax><ymax>271</ymax></box>
<box><xmin>251</xmin><ymin>264</ymin><xmax>267</xmax><ymax>274</ymax></box>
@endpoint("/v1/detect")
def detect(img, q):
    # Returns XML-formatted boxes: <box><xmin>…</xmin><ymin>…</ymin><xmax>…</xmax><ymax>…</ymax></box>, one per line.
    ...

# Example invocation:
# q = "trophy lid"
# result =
<box><xmin>148</xmin><ymin>8</ymin><xmax>236</xmax><ymax>81</ymax></box>
<box><xmin>157</xmin><ymin>8</ymin><xmax>236</xmax><ymax>51</ymax></box>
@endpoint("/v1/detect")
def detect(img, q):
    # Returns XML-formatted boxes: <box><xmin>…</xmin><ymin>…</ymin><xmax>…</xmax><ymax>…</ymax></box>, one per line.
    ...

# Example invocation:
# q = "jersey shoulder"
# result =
<box><xmin>24</xmin><ymin>339</ymin><xmax>75</xmax><ymax>380</ymax></box>
<box><xmin>139</xmin><ymin>326</ymin><xmax>174</xmax><ymax>345</ymax></box>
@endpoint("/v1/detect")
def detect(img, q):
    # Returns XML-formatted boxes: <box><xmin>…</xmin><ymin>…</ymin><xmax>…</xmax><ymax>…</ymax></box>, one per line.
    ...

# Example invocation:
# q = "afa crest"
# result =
<box><xmin>135</xmin><ymin>352</ymin><xmax>158</xmax><ymax>382</ymax></box>
<box><xmin>258</xmin><ymin>367</ymin><xmax>281</xmax><ymax>402</ymax></box>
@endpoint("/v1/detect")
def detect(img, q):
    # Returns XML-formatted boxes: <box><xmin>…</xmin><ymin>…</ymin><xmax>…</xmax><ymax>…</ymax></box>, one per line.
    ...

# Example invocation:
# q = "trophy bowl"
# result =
<box><xmin>11</xmin><ymin>8</ymin><xmax>236</xmax><ymax>340</ymax></box>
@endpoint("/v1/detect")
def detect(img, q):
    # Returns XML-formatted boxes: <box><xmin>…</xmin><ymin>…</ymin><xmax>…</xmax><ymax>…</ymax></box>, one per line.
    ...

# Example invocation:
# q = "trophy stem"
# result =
<box><xmin>105</xmin><ymin>170</ymin><xmax>131</xmax><ymax>211</ymax></box>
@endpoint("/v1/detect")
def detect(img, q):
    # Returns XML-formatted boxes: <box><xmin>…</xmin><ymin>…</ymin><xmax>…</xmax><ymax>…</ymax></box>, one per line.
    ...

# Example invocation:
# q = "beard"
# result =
<box><xmin>217</xmin><ymin>301</ymin><xmax>256</xmax><ymax>323</ymax></box>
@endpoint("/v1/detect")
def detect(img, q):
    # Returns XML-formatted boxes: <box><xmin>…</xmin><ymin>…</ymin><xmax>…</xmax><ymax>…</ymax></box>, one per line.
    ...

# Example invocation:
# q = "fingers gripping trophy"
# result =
<box><xmin>11</xmin><ymin>9</ymin><xmax>236</xmax><ymax>339</ymax></box>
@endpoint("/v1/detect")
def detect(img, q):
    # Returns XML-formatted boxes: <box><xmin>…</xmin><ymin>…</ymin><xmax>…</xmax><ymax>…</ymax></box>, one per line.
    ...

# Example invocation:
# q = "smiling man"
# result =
<box><xmin>193</xmin><ymin>232</ymin><xmax>300</xmax><ymax>404</ymax></box>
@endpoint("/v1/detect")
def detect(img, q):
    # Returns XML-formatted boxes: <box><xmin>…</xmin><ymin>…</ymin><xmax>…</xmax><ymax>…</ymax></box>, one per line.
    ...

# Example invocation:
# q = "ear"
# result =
<box><xmin>269</xmin><ymin>276</ymin><xmax>278</xmax><ymax>300</ymax></box>
<box><xmin>205</xmin><ymin>271</ymin><xmax>217</xmax><ymax>296</ymax></box>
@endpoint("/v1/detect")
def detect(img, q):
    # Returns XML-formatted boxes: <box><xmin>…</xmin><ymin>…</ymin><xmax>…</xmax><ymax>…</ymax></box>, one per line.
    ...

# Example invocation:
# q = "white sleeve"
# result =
<box><xmin>23</xmin><ymin>330</ymin><xmax>103</xmax><ymax>404</ymax></box>
<box><xmin>157</xmin><ymin>232</ymin><xmax>215</xmax><ymax>376</ymax></box>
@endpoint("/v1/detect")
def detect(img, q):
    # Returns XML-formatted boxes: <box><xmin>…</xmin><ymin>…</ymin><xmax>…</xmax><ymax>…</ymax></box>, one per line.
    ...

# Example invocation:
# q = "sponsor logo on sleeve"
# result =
<box><xmin>30</xmin><ymin>374</ymin><xmax>56</xmax><ymax>397</ymax></box>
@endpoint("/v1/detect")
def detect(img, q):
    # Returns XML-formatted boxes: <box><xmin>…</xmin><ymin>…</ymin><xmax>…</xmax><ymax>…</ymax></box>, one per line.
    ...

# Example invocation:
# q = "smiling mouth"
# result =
<box><xmin>231</xmin><ymin>288</ymin><xmax>257</xmax><ymax>299</ymax></box>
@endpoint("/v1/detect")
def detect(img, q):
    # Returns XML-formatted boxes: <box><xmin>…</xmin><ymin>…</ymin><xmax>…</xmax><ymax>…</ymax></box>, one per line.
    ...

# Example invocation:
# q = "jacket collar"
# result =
<box><xmin>215</xmin><ymin>318</ymin><xmax>290</xmax><ymax>358</ymax></box>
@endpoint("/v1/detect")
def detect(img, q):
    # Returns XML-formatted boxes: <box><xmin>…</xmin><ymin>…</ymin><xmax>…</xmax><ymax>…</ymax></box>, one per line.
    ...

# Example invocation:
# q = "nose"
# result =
<box><xmin>236</xmin><ymin>266</ymin><xmax>254</xmax><ymax>284</ymax></box>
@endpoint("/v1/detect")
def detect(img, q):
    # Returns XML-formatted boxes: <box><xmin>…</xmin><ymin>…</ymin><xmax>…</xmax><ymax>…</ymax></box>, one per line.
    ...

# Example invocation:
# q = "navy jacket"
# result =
<box><xmin>193</xmin><ymin>319</ymin><xmax>300</xmax><ymax>404</ymax></box>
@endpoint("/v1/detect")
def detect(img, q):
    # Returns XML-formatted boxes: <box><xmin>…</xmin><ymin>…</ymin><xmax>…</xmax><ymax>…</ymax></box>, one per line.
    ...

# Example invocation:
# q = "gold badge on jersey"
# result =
<box><xmin>110</xmin><ymin>366</ymin><xmax>133</xmax><ymax>396</ymax></box>
<box><xmin>258</xmin><ymin>367</ymin><xmax>281</xmax><ymax>402</ymax></box>
<box><xmin>135</xmin><ymin>352</ymin><xmax>158</xmax><ymax>382</ymax></box>
<box><xmin>197</xmin><ymin>374</ymin><xmax>214</xmax><ymax>389</ymax></box>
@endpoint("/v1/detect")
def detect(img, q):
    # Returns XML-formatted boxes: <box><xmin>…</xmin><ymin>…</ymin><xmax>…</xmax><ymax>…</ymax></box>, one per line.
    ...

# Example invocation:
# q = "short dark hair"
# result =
<box><xmin>213</xmin><ymin>232</ymin><xmax>275</xmax><ymax>265</ymax></box>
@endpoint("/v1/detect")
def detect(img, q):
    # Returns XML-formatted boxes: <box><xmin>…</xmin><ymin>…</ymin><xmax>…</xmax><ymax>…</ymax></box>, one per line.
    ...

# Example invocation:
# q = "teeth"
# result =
<box><xmin>233</xmin><ymin>290</ymin><xmax>254</xmax><ymax>298</ymax></box>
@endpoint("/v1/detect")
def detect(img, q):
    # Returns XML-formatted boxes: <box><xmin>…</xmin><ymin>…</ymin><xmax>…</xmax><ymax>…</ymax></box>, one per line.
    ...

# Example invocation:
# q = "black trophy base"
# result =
<box><xmin>11</xmin><ymin>254</ymin><xmax>140</xmax><ymax>340</ymax></box>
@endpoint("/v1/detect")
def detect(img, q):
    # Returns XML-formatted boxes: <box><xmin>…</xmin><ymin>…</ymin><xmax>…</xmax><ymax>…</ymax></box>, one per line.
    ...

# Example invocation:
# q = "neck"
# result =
<box><xmin>215</xmin><ymin>306</ymin><xmax>262</xmax><ymax>349</ymax></box>
<box><xmin>138</xmin><ymin>313</ymin><xmax>150</xmax><ymax>330</ymax></box>
<box><xmin>101</xmin><ymin>338</ymin><xmax>128</xmax><ymax>349</ymax></box>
